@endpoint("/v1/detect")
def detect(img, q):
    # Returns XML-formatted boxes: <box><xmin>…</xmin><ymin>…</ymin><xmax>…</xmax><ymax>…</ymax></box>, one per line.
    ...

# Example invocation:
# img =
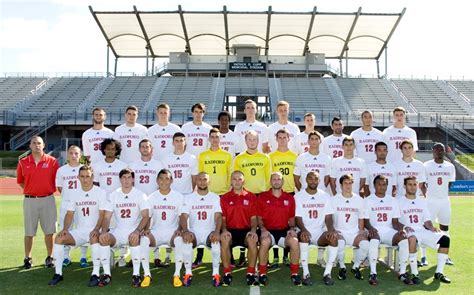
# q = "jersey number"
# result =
<box><xmin>279</xmin><ymin>167</ymin><xmax>290</xmax><ymax>175</ymax></box>
<box><xmin>408</xmin><ymin>214</ymin><xmax>419</xmax><ymax>224</ymax></box>
<box><xmin>139</xmin><ymin>175</ymin><xmax>150</xmax><ymax>184</ymax></box>
<box><xmin>174</xmin><ymin>170</ymin><xmax>182</xmax><ymax>179</ymax></box>
<box><xmin>365</xmin><ymin>144</ymin><xmax>374</xmax><ymax>153</ymax></box>
<box><xmin>212</xmin><ymin>166</ymin><xmax>217</xmax><ymax>174</ymax></box>
<box><xmin>345</xmin><ymin>213</ymin><xmax>351</xmax><ymax>223</ymax></box>
<box><xmin>395</xmin><ymin>141</ymin><xmax>402</xmax><ymax>150</ymax></box>
<box><xmin>161</xmin><ymin>212</ymin><xmax>167</xmax><ymax>220</ymax></box>
<box><xmin>93</xmin><ymin>143</ymin><xmax>100</xmax><ymax>151</ymax></box>
<box><xmin>161</xmin><ymin>140</ymin><xmax>166</xmax><ymax>148</ymax></box>
<box><xmin>193</xmin><ymin>138</ymin><xmax>204</xmax><ymax>146</ymax></box>
<box><xmin>106</xmin><ymin>177</ymin><xmax>112</xmax><ymax>186</ymax></box>
<box><xmin>437</xmin><ymin>177</ymin><xmax>443</xmax><ymax>185</ymax></box>
<box><xmin>68</xmin><ymin>180</ymin><xmax>77</xmax><ymax>189</ymax></box>
<box><xmin>81</xmin><ymin>207</ymin><xmax>90</xmax><ymax>217</ymax></box>
<box><xmin>250</xmin><ymin>168</ymin><xmax>257</xmax><ymax>176</ymax></box>
<box><xmin>127</xmin><ymin>140</ymin><xmax>132</xmax><ymax>148</ymax></box>
<box><xmin>120</xmin><ymin>209</ymin><xmax>131</xmax><ymax>218</ymax></box>
<box><xmin>377</xmin><ymin>213</ymin><xmax>388</xmax><ymax>222</ymax></box>
<box><xmin>333</xmin><ymin>150</ymin><xmax>343</xmax><ymax>158</ymax></box>
<box><xmin>308</xmin><ymin>209</ymin><xmax>318</xmax><ymax>219</ymax></box>
<box><xmin>197</xmin><ymin>211</ymin><xmax>207</xmax><ymax>220</ymax></box>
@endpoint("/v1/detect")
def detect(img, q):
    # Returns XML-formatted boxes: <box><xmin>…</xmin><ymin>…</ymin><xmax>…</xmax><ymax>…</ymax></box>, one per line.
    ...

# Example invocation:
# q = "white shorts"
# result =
<box><xmin>377</xmin><ymin>227</ymin><xmax>398</xmax><ymax>245</ymax></box>
<box><xmin>110</xmin><ymin>227</ymin><xmax>134</xmax><ymax>247</ymax></box>
<box><xmin>427</xmin><ymin>198</ymin><xmax>451</xmax><ymax>225</ymax></box>
<box><xmin>150</xmin><ymin>228</ymin><xmax>175</xmax><ymax>247</ymax></box>
<box><xmin>70</xmin><ymin>227</ymin><xmax>93</xmax><ymax>247</ymax></box>
<box><xmin>409</xmin><ymin>229</ymin><xmax>443</xmax><ymax>249</ymax></box>
<box><xmin>192</xmin><ymin>229</ymin><xmax>212</xmax><ymax>247</ymax></box>
<box><xmin>308</xmin><ymin>228</ymin><xmax>325</xmax><ymax>245</ymax></box>
<box><xmin>338</xmin><ymin>229</ymin><xmax>360</xmax><ymax>246</ymax></box>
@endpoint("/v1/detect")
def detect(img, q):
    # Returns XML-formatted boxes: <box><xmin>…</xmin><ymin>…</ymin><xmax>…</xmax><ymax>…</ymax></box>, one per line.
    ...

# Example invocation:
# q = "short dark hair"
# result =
<box><xmin>393</xmin><ymin>106</ymin><xmax>406</xmax><ymax>114</ymax></box>
<box><xmin>403</xmin><ymin>176</ymin><xmax>417</xmax><ymax>185</ymax></box>
<box><xmin>78</xmin><ymin>165</ymin><xmax>93</xmax><ymax>175</ymax></box>
<box><xmin>339</xmin><ymin>174</ymin><xmax>354</xmax><ymax>185</ymax></box>
<box><xmin>307</xmin><ymin>130</ymin><xmax>321</xmax><ymax>141</ymax></box>
<box><xmin>92</xmin><ymin>107</ymin><xmax>105</xmax><ymax>114</ymax></box>
<box><xmin>374</xmin><ymin>141</ymin><xmax>387</xmax><ymax>150</ymax></box>
<box><xmin>218</xmin><ymin>110</ymin><xmax>232</xmax><ymax>121</ymax></box>
<box><xmin>119</xmin><ymin>168</ymin><xmax>134</xmax><ymax>179</ymax></box>
<box><xmin>373</xmin><ymin>174</ymin><xmax>388</xmax><ymax>186</ymax></box>
<box><xmin>126</xmin><ymin>105</ymin><xmax>138</xmax><ymax>113</ymax></box>
<box><xmin>157</xmin><ymin>169</ymin><xmax>172</xmax><ymax>179</ymax></box>
<box><xmin>209</xmin><ymin>128</ymin><xmax>220</xmax><ymax>137</ymax></box>
<box><xmin>342</xmin><ymin>136</ymin><xmax>354</xmax><ymax>146</ymax></box>
<box><xmin>139</xmin><ymin>139</ymin><xmax>152</xmax><ymax>148</ymax></box>
<box><xmin>331</xmin><ymin>117</ymin><xmax>342</xmax><ymax>125</ymax></box>
<box><xmin>100</xmin><ymin>138</ymin><xmax>121</xmax><ymax>156</ymax></box>
<box><xmin>191</xmin><ymin>103</ymin><xmax>206</xmax><ymax>113</ymax></box>
<box><xmin>173</xmin><ymin>132</ymin><xmax>186</xmax><ymax>140</ymax></box>
<box><xmin>400</xmin><ymin>140</ymin><xmax>413</xmax><ymax>149</ymax></box>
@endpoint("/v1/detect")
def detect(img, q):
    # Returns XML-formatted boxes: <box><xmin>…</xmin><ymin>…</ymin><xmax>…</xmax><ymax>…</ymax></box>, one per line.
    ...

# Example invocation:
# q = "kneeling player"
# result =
<box><xmin>295</xmin><ymin>171</ymin><xmax>339</xmax><ymax>286</ymax></box>
<box><xmin>48</xmin><ymin>166</ymin><xmax>107</xmax><ymax>286</ymax></box>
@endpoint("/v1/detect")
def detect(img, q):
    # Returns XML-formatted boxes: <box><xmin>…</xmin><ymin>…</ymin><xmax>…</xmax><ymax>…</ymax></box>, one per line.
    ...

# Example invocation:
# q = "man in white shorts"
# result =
<box><xmin>267</xmin><ymin>100</ymin><xmax>300</xmax><ymax>152</ymax></box>
<box><xmin>383</xmin><ymin>107</ymin><xmax>418</xmax><ymax>163</ymax></box>
<box><xmin>147</xmin><ymin>103</ymin><xmax>182</xmax><ymax>161</ymax></box>
<box><xmin>81</xmin><ymin>107</ymin><xmax>114</xmax><ymax>164</ymax></box>
<box><xmin>181</xmin><ymin>103</ymin><xmax>213</xmax><ymax>157</ymax></box>
<box><xmin>366</xmin><ymin>141</ymin><xmax>397</xmax><ymax>197</ymax></box>
<box><xmin>322</xmin><ymin>117</ymin><xmax>348</xmax><ymax>159</ymax></box>
<box><xmin>294</xmin><ymin>113</ymin><xmax>324</xmax><ymax>155</ymax></box>
<box><xmin>350</xmin><ymin>111</ymin><xmax>385</xmax><ymax>164</ymax></box>
<box><xmin>113</xmin><ymin>105</ymin><xmax>148</xmax><ymax>164</ymax></box>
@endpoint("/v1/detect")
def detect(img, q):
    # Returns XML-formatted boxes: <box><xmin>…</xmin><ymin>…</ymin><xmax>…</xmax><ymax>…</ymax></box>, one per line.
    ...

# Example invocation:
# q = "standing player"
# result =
<box><xmin>181</xmin><ymin>103</ymin><xmax>213</xmax><ymax>157</ymax></box>
<box><xmin>350</xmin><ymin>111</ymin><xmax>385</xmax><ymax>164</ymax></box>
<box><xmin>217</xmin><ymin>110</ymin><xmax>239</xmax><ymax>156</ymax></box>
<box><xmin>129</xmin><ymin>139</ymin><xmax>162</xmax><ymax>196</ymax></box>
<box><xmin>295</xmin><ymin>172</ymin><xmax>339</xmax><ymax>286</ymax></box>
<box><xmin>322</xmin><ymin>117</ymin><xmax>349</xmax><ymax>159</ymax></box>
<box><xmin>366</xmin><ymin>141</ymin><xmax>397</xmax><ymax>197</ymax></box>
<box><xmin>267</xmin><ymin>101</ymin><xmax>300</xmax><ymax>152</ymax></box>
<box><xmin>269</xmin><ymin>129</ymin><xmax>298</xmax><ymax>194</ymax></box>
<box><xmin>113</xmin><ymin>105</ymin><xmax>148</xmax><ymax>164</ymax></box>
<box><xmin>234</xmin><ymin>99</ymin><xmax>270</xmax><ymax>153</ymax></box>
<box><xmin>48</xmin><ymin>166</ymin><xmax>108</xmax><ymax>287</ymax></box>
<box><xmin>81</xmin><ymin>107</ymin><xmax>114</xmax><ymax>164</ymax></box>
<box><xmin>180</xmin><ymin>172</ymin><xmax>223</xmax><ymax>287</ymax></box>
<box><xmin>383</xmin><ymin>107</ymin><xmax>418</xmax><ymax>163</ymax></box>
<box><xmin>98</xmin><ymin>168</ymin><xmax>150</xmax><ymax>287</ymax></box>
<box><xmin>92</xmin><ymin>139</ymin><xmax>128</xmax><ymax>195</ymax></box>
<box><xmin>147</xmin><ymin>103</ymin><xmax>182</xmax><ymax>161</ymax></box>
<box><xmin>394</xmin><ymin>140</ymin><xmax>426</xmax><ymax>198</ymax></box>
<box><xmin>294</xmin><ymin>113</ymin><xmax>324</xmax><ymax>155</ymax></box>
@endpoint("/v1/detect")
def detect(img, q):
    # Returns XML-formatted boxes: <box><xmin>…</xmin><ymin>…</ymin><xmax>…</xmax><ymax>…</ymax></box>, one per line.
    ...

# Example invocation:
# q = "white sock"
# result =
<box><xmin>368</xmin><ymin>239</ymin><xmax>379</xmax><ymax>275</ymax></box>
<box><xmin>53</xmin><ymin>243</ymin><xmax>64</xmax><ymax>275</ymax></box>
<box><xmin>166</xmin><ymin>247</ymin><xmax>172</xmax><ymax>260</ymax></box>
<box><xmin>64</xmin><ymin>245</ymin><xmax>71</xmax><ymax>260</ymax></box>
<box><xmin>420</xmin><ymin>246</ymin><xmax>427</xmax><ymax>258</ymax></box>
<box><xmin>211</xmin><ymin>242</ymin><xmax>221</xmax><ymax>276</ymax></box>
<box><xmin>354</xmin><ymin>240</ymin><xmax>369</xmax><ymax>269</ymax></box>
<box><xmin>154</xmin><ymin>247</ymin><xmax>160</xmax><ymax>260</ymax></box>
<box><xmin>324</xmin><ymin>246</ymin><xmax>338</xmax><ymax>276</ymax></box>
<box><xmin>173</xmin><ymin>237</ymin><xmax>184</xmax><ymax>276</ymax></box>
<box><xmin>436</xmin><ymin>253</ymin><xmax>448</xmax><ymax>274</ymax></box>
<box><xmin>80</xmin><ymin>245</ymin><xmax>88</xmax><ymax>260</ymax></box>
<box><xmin>299</xmin><ymin>242</ymin><xmax>310</xmax><ymax>277</ymax></box>
<box><xmin>183</xmin><ymin>243</ymin><xmax>193</xmax><ymax>275</ymax></box>
<box><xmin>398</xmin><ymin>239</ymin><xmax>409</xmax><ymax>274</ymax></box>
<box><xmin>337</xmin><ymin>239</ymin><xmax>346</xmax><ymax>268</ymax></box>
<box><xmin>130</xmin><ymin>246</ymin><xmax>141</xmax><ymax>276</ymax></box>
<box><xmin>140</xmin><ymin>237</ymin><xmax>151</xmax><ymax>277</ymax></box>
<box><xmin>318</xmin><ymin>247</ymin><xmax>325</xmax><ymax>261</ymax></box>
<box><xmin>100</xmin><ymin>245</ymin><xmax>111</xmax><ymax>275</ymax></box>
<box><xmin>409</xmin><ymin>253</ymin><xmax>419</xmax><ymax>275</ymax></box>
<box><xmin>91</xmin><ymin>243</ymin><xmax>101</xmax><ymax>276</ymax></box>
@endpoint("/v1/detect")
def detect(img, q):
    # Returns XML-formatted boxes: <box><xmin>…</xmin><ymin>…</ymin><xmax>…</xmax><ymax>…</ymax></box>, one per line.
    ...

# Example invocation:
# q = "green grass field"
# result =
<box><xmin>0</xmin><ymin>195</ymin><xmax>473</xmax><ymax>294</ymax></box>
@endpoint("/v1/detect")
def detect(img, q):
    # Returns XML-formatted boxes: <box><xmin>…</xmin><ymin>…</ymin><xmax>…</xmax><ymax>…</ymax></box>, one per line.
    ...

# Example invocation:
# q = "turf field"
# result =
<box><xmin>0</xmin><ymin>195</ymin><xmax>472</xmax><ymax>294</ymax></box>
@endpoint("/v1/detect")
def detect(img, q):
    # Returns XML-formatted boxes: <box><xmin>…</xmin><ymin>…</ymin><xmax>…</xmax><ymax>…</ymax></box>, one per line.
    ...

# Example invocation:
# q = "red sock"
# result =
<box><xmin>290</xmin><ymin>263</ymin><xmax>299</xmax><ymax>275</ymax></box>
<box><xmin>247</xmin><ymin>266</ymin><xmax>256</xmax><ymax>274</ymax></box>
<box><xmin>259</xmin><ymin>264</ymin><xmax>268</xmax><ymax>275</ymax></box>
<box><xmin>223</xmin><ymin>267</ymin><xmax>232</xmax><ymax>274</ymax></box>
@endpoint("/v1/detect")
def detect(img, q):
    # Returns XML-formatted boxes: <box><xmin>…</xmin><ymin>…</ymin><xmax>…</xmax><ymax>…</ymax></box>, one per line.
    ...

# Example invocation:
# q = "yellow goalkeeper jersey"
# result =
<box><xmin>269</xmin><ymin>150</ymin><xmax>297</xmax><ymax>193</ymax></box>
<box><xmin>198</xmin><ymin>148</ymin><xmax>232</xmax><ymax>195</ymax></box>
<box><xmin>233</xmin><ymin>151</ymin><xmax>271</xmax><ymax>194</ymax></box>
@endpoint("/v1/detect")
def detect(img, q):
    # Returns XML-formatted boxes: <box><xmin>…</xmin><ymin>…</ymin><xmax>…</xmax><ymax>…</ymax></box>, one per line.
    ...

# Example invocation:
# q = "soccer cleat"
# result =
<box><xmin>369</xmin><ymin>274</ymin><xmax>378</xmax><ymax>286</ymax></box>
<box><xmin>62</xmin><ymin>258</ymin><xmax>72</xmax><ymax>267</ymax></box>
<box><xmin>45</xmin><ymin>256</ymin><xmax>54</xmax><ymax>268</ymax></box>
<box><xmin>411</xmin><ymin>274</ymin><xmax>421</xmax><ymax>285</ymax></box>
<box><xmin>212</xmin><ymin>274</ymin><xmax>221</xmax><ymax>287</ymax></box>
<box><xmin>291</xmin><ymin>274</ymin><xmax>302</xmax><ymax>286</ymax></box>
<box><xmin>80</xmin><ymin>258</ymin><xmax>89</xmax><ymax>268</ymax></box>
<box><xmin>88</xmin><ymin>274</ymin><xmax>100</xmax><ymax>287</ymax></box>
<box><xmin>420</xmin><ymin>256</ymin><xmax>429</xmax><ymax>266</ymax></box>
<box><xmin>222</xmin><ymin>273</ymin><xmax>232</xmax><ymax>286</ymax></box>
<box><xmin>258</xmin><ymin>274</ymin><xmax>269</xmax><ymax>286</ymax></box>
<box><xmin>237</xmin><ymin>253</ymin><xmax>247</xmax><ymax>268</ymax></box>
<box><xmin>434</xmin><ymin>272</ymin><xmax>451</xmax><ymax>284</ymax></box>
<box><xmin>317</xmin><ymin>258</ymin><xmax>327</xmax><ymax>267</ymax></box>
<box><xmin>192</xmin><ymin>259</ymin><xmax>202</xmax><ymax>269</ymax></box>
<box><xmin>302</xmin><ymin>274</ymin><xmax>313</xmax><ymax>286</ymax></box>
<box><xmin>323</xmin><ymin>274</ymin><xmax>334</xmax><ymax>286</ymax></box>
<box><xmin>270</xmin><ymin>257</ymin><xmax>279</xmax><ymax>269</ymax></box>
<box><xmin>98</xmin><ymin>274</ymin><xmax>112</xmax><ymax>287</ymax></box>
<box><xmin>446</xmin><ymin>257</ymin><xmax>454</xmax><ymax>266</ymax></box>
<box><xmin>183</xmin><ymin>274</ymin><xmax>193</xmax><ymax>287</ymax></box>
<box><xmin>246</xmin><ymin>274</ymin><xmax>257</xmax><ymax>286</ymax></box>
<box><xmin>399</xmin><ymin>273</ymin><xmax>413</xmax><ymax>285</ymax></box>
<box><xmin>338</xmin><ymin>268</ymin><xmax>347</xmax><ymax>280</ymax></box>
<box><xmin>173</xmin><ymin>275</ymin><xmax>183</xmax><ymax>287</ymax></box>
<box><xmin>23</xmin><ymin>257</ymin><xmax>32</xmax><ymax>269</ymax></box>
<box><xmin>117</xmin><ymin>257</ymin><xmax>126</xmax><ymax>267</ymax></box>
<box><xmin>132</xmin><ymin>275</ymin><xmax>141</xmax><ymax>288</ymax></box>
<box><xmin>48</xmin><ymin>274</ymin><xmax>63</xmax><ymax>286</ymax></box>
<box><xmin>163</xmin><ymin>257</ymin><xmax>171</xmax><ymax>267</ymax></box>
<box><xmin>351</xmin><ymin>267</ymin><xmax>364</xmax><ymax>280</ymax></box>
<box><xmin>126</xmin><ymin>259</ymin><xmax>133</xmax><ymax>268</ymax></box>
<box><xmin>283</xmin><ymin>256</ymin><xmax>290</xmax><ymax>267</ymax></box>
<box><xmin>140</xmin><ymin>275</ymin><xmax>152</xmax><ymax>288</ymax></box>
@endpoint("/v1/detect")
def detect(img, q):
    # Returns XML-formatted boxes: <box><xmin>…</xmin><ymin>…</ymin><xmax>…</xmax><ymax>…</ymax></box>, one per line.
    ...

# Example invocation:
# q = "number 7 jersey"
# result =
<box><xmin>331</xmin><ymin>193</ymin><xmax>365</xmax><ymax>232</ymax></box>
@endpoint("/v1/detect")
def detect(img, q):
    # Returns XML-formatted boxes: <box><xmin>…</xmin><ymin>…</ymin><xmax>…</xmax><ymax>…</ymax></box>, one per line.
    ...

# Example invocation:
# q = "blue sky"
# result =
<box><xmin>1</xmin><ymin>0</ymin><xmax>473</xmax><ymax>79</ymax></box>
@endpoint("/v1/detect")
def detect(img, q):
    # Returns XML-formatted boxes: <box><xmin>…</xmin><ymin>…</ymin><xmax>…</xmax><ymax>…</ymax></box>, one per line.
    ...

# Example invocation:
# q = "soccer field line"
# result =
<box><xmin>250</xmin><ymin>285</ymin><xmax>261</xmax><ymax>295</ymax></box>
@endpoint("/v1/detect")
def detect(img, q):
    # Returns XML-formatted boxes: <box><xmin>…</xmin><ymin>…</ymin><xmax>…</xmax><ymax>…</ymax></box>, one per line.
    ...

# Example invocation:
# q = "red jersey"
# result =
<box><xmin>17</xmin><ymin>153</ymin><xmax>59</xmax><ymax>196</ymax></box>
<box><xmin>257</xmin><ymin>190</ymin><xmax>295</xmax><ymax>230</ymax></box>
<box><xmin>221</xmin><ymin>189</ymin><xmax>257</xmax><ymax>230</ymax></box>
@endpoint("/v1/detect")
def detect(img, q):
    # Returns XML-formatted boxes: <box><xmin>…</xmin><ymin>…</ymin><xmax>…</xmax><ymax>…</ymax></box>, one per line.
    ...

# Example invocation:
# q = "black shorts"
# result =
<box><xmin>269</xmin><ymin>228</ymin><xmax>289</xmax><ymax>247</ymax></box>
<box><xmin>228</xmin><ymin>229</ymin><xmax>250</xmax><ymax>248</ymax></box>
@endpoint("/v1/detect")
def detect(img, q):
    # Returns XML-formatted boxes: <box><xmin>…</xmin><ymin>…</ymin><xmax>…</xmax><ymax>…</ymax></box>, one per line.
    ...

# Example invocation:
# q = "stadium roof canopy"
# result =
<box><xmin>90</xmin><ymin>5</ymin><xmax>405</xmax><ymax>60</ymax></box>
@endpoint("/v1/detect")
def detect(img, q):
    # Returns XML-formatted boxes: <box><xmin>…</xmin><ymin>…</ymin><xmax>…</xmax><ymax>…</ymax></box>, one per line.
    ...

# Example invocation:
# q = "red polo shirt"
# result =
<box><xmin>257</xmin><ymin>190</ymin><xmax>295</xmax><ymax>230</ymax></box>
<box><xmin>221</xmin><ymin>189</ymin><xmax>257</xmax><ymax>230</ymax></box>
<box><xmin>17</xmin><ymin>153</ymin><xmax>59</xmax><ymax>196</ymax></box>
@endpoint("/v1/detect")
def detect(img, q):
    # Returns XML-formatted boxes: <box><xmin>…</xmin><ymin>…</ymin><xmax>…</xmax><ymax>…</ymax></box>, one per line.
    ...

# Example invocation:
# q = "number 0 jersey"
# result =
<box><xmin>233</xmin><ymin>151</ymin><xmax>271</xmax><ymax>194</ymax></box>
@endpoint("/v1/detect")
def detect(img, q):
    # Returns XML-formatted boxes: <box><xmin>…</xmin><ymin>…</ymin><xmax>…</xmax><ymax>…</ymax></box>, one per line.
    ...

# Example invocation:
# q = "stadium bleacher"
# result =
<box><xmin>447</xmin><ymin>80</ymin><xmax>474</xmax><ymax>101</ymax></box>
<box><xmin>0</xmin><ymin>77</ymin><xmax>46</xmax><ymax>111</ymax></box>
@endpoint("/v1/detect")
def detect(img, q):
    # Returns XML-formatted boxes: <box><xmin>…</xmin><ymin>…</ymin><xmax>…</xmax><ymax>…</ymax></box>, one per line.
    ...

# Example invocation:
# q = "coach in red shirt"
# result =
<box><xmin>17</xmin><ymin>135</ymin><xmax>59</xmax><ymax>269</ymax></box>
<box><xmin>257</xmin><ymin>172</ymin><xmax>301</xmax><ymax>286</ymax></box>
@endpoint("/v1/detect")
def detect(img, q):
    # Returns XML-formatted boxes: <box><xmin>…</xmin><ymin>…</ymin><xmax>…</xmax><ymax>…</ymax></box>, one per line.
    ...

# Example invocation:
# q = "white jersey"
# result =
<box><xmin>322</xmin><ymin>134</ymin><xmax>349</xmax><ymax>159</ymax></box>
<box><xmin>92</xmin><ymin>159</ymin><xmax>128</xmax><ymax>194</ymax></box>
<box><xmin>234</xmin><ymin>120</ymin><xmax>269</xmax><ymax>153</ymax></box>
<box><xmin>113</xmin><ymin>123</ymin><xmax>148</xmax><ymax>164</ymax></box>
<box><xmin>295</xmin><ymin>190</ymin><xmax>334</xmax><ymax>231</ymax></box>
<box><xmin>184</xmin><ymin>192</ymin><xmax>222</xmax><ymax>232</ymax></box>
<box><xmin>181</xmin><ymin>121</ymin><xmax>213</xmax><ymax>157</ymax></box>
<box><xmin>294</xmin><ymin>131</ymin><xmax>325</xmax><ymax>155</ymax></box>
<box><xmin>331</xmin><ymin>193</ymin><xmax>365</xmax><ymax>232</ymax></box>
<box><xmin>81</xmin><ymin>127</ymin><xmax>115</xmax><ymax>164</ymax></box>
<box><xmin>66</xmin><ymin>185</ymin><xmax>107</xmax><ymax>229</ymax></box>
<box><xmin>56</xmin><ymin>164</ymin><xmax>83</xmax><ymax>202</ymax></box>
<box><xmin>394</xmin><ymin>159</ymin><xmax>426</xmax><ymax>197</ymax></box>
<box><xmin>148</xmin><ymin>189</ymin><xmax>185</xmax><ymax>230</ymax></box>
<box><xmin>129</xmin><ymin>159</ymin><xmax>163</xmax><ymax>195</ymax></box>
<box><xmin>350</xmin><ymin>127</ymin><xmax>385</xmax><ymax>164</ymax></box>
<box><xmin>267</xmin><ymin>121</ymin><xmax>300</xmax><ymax>152</ymax></box>
<box><xmin>294</xmin><ymin>151</ymin><xmax>331</xmax><ymax>191</ymax></box>
<box><xmin>398</xmin><ymin>196</ymin><xmax>431</xmax><ymax>231</ymax></box>
<box><xmin>147</xmin><ymin>122</ymin><xmax>182</xmax><ymax>161</ymax></box>
<box><xmin>383</xmin><ymin>125</ymin><xmax>418</xmax><ymax>163</ymax></box>
<box><xmin>363</xmin><ymin>194</ymin><xmax>400</xmax><ymax>229</ymax></box>
<box><xmin>106</xmin><ymin>187</ymin><xmax>149</xmax><ymax>229</ymax></box>
<box><xmin>330</xmin><ymin>156</ymin><xmax>367</xmax><ymax>194</ymax></box>
<box><xmin>219</xmin><ymin>130</ymin><xmax>239</xmax><ymax>156</ymax></box>
<box><xmin>161</xmin><ymin>152</ymin><xmax>198</xmax><ymax>194</ymax></box>
<box><xmin>366</xmin><ymin>161</ymin><xmax>398</xmax><ymax>196</ymax></box>
<box><xmin>424</xmin><ymin>160</ymin><xmax>456</xmax><ymax>200</ymax></box>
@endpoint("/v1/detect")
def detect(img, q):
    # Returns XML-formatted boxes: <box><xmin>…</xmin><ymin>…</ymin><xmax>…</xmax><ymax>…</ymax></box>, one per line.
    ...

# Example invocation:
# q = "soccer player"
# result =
<box><xmin>366</xmin><ymin>141</ymin><xmax>397</xmax><ymax>197</ymax></box>
<box><xmin>179</xmin><ymin>172</ymin><xmax>223</xmax><ymax>287</ymax></box>
<box><xmin>363</xmin><ymin>175</ymin><xmax>411</xmax><ymax>286</ymax></box>
<box><xmin>398</xmin><ymin>176</ymin><xmax>452</xmax><ymax>284</ymax></box>
<box><xmin>332</xmin><ymin>174</ymin><xmax>369</xmax><ymax>282</ymax></box>
<box><xmin>322</xmin><ymin>117</ymin><xmax>349</xmax><ymax>159</ymax></box>
<box><xmin>267</xmin><ymin>101</ymin><xmax>300</xmax><ymax>152</ymax></box>
<box><xmin>181</xmin><ymin>103</ymin><xmax>213</xmax><ymax>157</ymax></box>
<box><xmin>269</xmin><ymin>129</ymin><xmax>298</xmax><ymax>194</ymax></box>
<box><xmin>383</xmin><ymin>107</ymin><xmax>418</xmax><ymax>163</ymax></box>
<box><xmin>220</xmin><ymin>171</ymin><xmax>259</xmax><ymax>286</ymax></box>
<box><xmin>217</xmin><ymin>110</ymin><xmax>239</xmax><ymax>155</ymax></box>
<box><xmin>147</xmin><ymin>103</ymin><xmax>182</xmax><ymax>161</ymax></box>
<box><xmin>139</xmin><ymin>169</ymin><xmax>186</xmax><ymax>288</ymax></box>
<box><xmin>295</xmin><ymin>172</ymin><xmax>339</xmax><ymax>286</ymax></box>
<box><xmin>233</xmin><ymin>130</ymin><xmax>271</xmax><ymax>194</ymax></box>
<box><xmin>257</xmin><ymin>172</ymin><xmax>301</xmax><ymax>286</ymax></box>
<box><xmin>161</xmin><ymin>132</ymin><xmax>198</xmax><ymax>195</ymax></box>
<box><xmin>294</xmin><ymin>112</ymin><xmax>324</xmax><ymax>155</ymax></box>
<box><xmin>92</xmin><ymin>139</ymin><xmax>128</xmax><ymax>194</ymax></box>
<box><xmin>113</xmin><ymin>105</ymin><xmax>148</xmax><ymax>164</ymax></box>
<box><xmin>198</xmin><ymin>128</ymin><xmax>232</xmax><ymax>196</ymax></box>
<box><xmin>81</xmin><ymin>107</ymin><xmax>114</xmax><ymax>164</ymax></box>
<box><xmin>129</xmin><ymin>139</ymin><xmax>162</xmax><ymax>195</ymax></box>
<box><xmin>48</xmin><ymin>166</ymin><xmax>107</xmax><ymax>287</ymax></box>
<box><xmin>55</xmin><ymin>145</ymin><xmax>87</xmax><ymax>267</ymax></box>
<box><xmin>350</xmin><ymin>111</ymin><xmax>385</xmax><ymax>164</ymax></box>
<box><xmin>98</xmin><ymin>168</ymin><xmax>150</xmax><ymax>287</ymax></box>
<box><xmin>394</xmin><ymin>140</ymin><xmax>426</xmax><ymax>198</ymax></box>
<box><xmin>234</xmin><ymin>99</ymin><xmax>270</xmax><ymax>153</ymax></box>
<box><xmin>330</xmin><ymin>136</ymin><xmax>367</xmax><ymax>196</ymax></box>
